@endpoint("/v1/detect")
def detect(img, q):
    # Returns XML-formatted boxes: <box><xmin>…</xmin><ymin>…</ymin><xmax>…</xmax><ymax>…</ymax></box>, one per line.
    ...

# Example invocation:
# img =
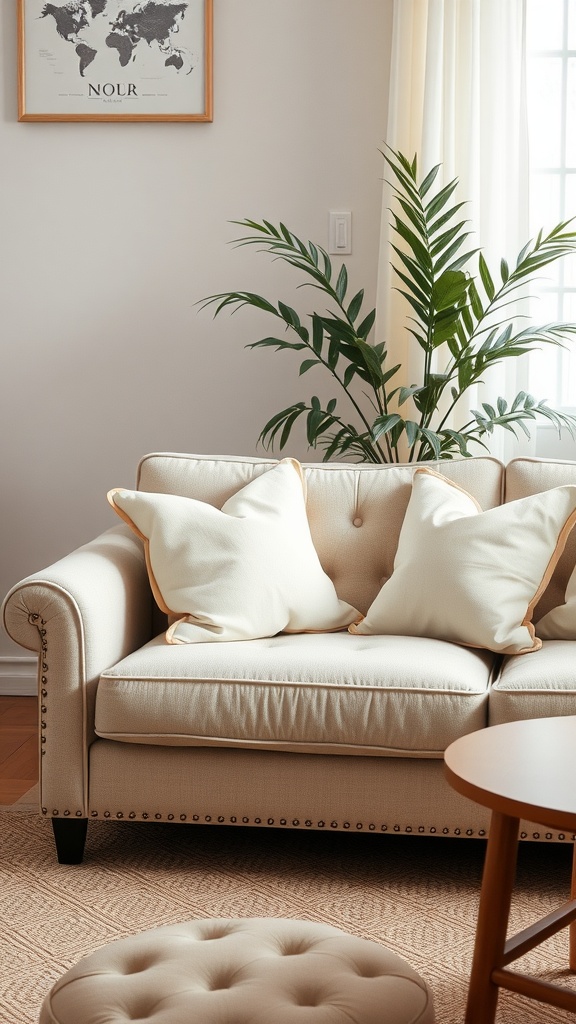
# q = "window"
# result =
<box><xmin>527</xmin><ymin>0</ymin><xmax>576</xmax><ymax>408</ymax></box>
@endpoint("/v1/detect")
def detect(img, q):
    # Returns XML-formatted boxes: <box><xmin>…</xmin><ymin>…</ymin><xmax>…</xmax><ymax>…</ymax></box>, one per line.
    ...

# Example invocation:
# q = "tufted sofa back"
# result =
<box><xmin>137</xmin><ymin>452</ymin><xmax>504</xmax><ymax>615</ymax></box>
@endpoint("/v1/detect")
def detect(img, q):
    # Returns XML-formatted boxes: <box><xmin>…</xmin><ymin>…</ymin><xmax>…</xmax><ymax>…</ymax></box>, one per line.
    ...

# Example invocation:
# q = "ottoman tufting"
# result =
<box><xmin>39</xmin><ymin>917</ymin><xmax>435</xmax><ymax>1023</ymax></box>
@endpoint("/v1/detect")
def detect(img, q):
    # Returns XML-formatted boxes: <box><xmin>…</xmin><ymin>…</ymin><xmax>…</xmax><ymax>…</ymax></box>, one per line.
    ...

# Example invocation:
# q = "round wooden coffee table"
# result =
<box><xmin>445</xmin><ymin>716</ymin><xmax>576</xmax><ymax>1023</ymax></box>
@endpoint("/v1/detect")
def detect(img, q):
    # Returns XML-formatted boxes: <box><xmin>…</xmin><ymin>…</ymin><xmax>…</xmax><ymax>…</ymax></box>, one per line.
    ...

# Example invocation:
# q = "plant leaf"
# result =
<box><xmin>425</xmin><ymin>177</ymin><xmax>459</xmax><ymax>220</ymax></box>
<box><xmin>311</xmin><ymin>315</ymin><xmax>324</xmax><ymax>354</ymax></box>
<box><xmin>347</xmin><ymin>289</ymin><xmax>364</xmax><ymax>323</ymax></box>
<box><xmin>247</xmin><ymin>336</ymin><xmax>307</xmax><ymax>352</ymax></box>
<box><xmin>405</xmin><ymin>420</ymin><xmax>420</xmax><ymax>448</ymax></box>
<box><xmin>420</xmin><ymin>163</ymin><xmax>441</xmax><ymax>197</ymax></box>
<box><xmin>355</xmin><ymin>308</ymin><xmax>375</xmax><ymax>340</ymax></box>
<box><xmin>398</xmin><ymin>385</ymin><xmax>425</xmax><ymax>406</ymax></box>
<box><xmin>432</xmin><ymin>270</ymin><xmax>469</xmax><ymax>311</ymax></box>
<box><xmin>278</xmin><ymin>302</ymin><xmax>301</xmax><ymax>329</ymax></box>
<box><xmin>371</xmin><ymin>413</ymin><xmax>402</xmax><ymax>442</ymax></box>
<box><xmin>478</xmin><ymin>252</ymin><xmax>495</xmax><ymax>300</ymax></box>
<box><xmin>299</xmin><ymin>359</ymin><xmax>320</xmax><ymax>375</ymax></box>
<box><xmin>419</xmin><ymin>427</ymin><xmax>442</xmax><ymax>459</ymax></box>
<box><xmin>335</xmin><ymin>264</ymin><xmax>348</xmax><ymax>302</ymax></box>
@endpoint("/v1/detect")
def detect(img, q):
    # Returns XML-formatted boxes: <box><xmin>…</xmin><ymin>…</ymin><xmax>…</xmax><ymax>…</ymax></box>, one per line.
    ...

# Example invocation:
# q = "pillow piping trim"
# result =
<box><xmin>527</xmin><ymin>504</ymin><xmax>576</xmax><ymax>633</ymax></box>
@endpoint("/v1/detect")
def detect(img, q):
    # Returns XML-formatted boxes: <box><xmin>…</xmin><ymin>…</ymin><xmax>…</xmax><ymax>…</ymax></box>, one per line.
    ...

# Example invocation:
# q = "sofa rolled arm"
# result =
<box><xmin>2</xmin><ymin>524</ymin><xmax>153</xmax><ymax>818</ymax></box>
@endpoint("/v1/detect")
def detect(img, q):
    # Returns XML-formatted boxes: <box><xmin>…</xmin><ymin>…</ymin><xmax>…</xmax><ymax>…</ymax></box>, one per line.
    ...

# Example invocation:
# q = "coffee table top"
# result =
<box><xmin>444</xmin><ymin>716</ymin><xmax>576</xmax><ymax>832</ymax></box>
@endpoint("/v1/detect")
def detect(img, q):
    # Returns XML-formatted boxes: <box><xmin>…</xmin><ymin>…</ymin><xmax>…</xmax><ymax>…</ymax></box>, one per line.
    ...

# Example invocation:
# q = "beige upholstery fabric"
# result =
<box><xmin>87</xmin><ymin>739</ymin><xmax>573</xmax><ymax>842</ymax></box>
<box><xmin>505</xmin><ymin>457</ymin><xmax>576</xmax><ymax>499</ymax></box>
<box><xmin>96</xmin><ymin>632</ymin><xmax>494</xmax><ymax>756</ymax></box>
<box><xmin>88</xmin><ymin>738</ymin><xmax>493</xmax><ymax>837</ymax></box>
<box><xmin>39</xmin><ymin>918</ymin><xmax>435</xmax><ymax>1024</ymax></box>
<box><xmin>137</xmin><ymin>453</ymin><xmax>505</xmax><ymax>615</ymax></box>
<box><xmin>1</xmin><ymin>525</ymin><xmax>151</xmax><ymax>818</ymax></box>
<box><xmin>490</xmin><ymin>640</ymin><xmax>576</xmax><ymax>725</ymax></box>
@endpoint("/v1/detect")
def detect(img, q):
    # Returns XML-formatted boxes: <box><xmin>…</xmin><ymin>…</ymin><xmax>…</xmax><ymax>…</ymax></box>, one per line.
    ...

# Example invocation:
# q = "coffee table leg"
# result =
<box><xmin>464</xmin><ymin>811</ymin><xmax>520</xmax><ymax>1024</ymax></box>
<box><xmin>565</xmin><ymin>835</ymin><xmax>569</xmax><ymax>970</ymax></box>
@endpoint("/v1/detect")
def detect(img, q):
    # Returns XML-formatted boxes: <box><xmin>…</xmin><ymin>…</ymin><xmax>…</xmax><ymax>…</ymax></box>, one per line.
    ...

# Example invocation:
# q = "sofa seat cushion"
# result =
<box><xmin>490</xmin><ymin>640</ymin><xmax>576</xmax><ymax>725</ymax></box>
<box><xmin>95</xmin><ymin>633</ymin><xmax>495</xmax><ymax>757</ymax></box>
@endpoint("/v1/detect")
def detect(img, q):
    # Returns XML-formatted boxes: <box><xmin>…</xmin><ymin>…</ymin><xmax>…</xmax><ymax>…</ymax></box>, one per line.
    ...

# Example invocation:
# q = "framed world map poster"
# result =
<box><xmin>17</xmin><ymin>0</ymin><xmax>213</xmax><ymax>121</ymax></box>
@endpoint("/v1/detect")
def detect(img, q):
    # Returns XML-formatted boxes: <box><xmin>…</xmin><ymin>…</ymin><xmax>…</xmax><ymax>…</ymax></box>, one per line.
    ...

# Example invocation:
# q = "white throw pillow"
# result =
<box><xmin>108</xmin><ymin>459</ymin><xmax>360</xmax><ymax>644</ymax></box>
<box><xmin>350</xmin><ymin>467</ymin><xmax>576</xmax><ymax>654</ymax></box>
<box><xmin>536</xmin><ymin>568</ymin><xmax>576</xmax><ymax>639</ymax></box>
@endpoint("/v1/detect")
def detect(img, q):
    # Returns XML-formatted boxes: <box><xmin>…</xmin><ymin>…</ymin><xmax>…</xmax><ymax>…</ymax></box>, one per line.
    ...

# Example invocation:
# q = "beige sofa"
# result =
<box><xmin>4</xmin><ymin>452</ymin><xmax>576</xmax><ymax>863</ymax></box>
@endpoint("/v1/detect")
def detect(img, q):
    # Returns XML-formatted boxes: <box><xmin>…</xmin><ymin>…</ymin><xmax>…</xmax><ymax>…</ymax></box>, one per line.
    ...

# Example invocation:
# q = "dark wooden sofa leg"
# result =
<box><xmin>51</xmin><ymin>817</ymin><xmax>88</xmax><ymax>864</ymax></box>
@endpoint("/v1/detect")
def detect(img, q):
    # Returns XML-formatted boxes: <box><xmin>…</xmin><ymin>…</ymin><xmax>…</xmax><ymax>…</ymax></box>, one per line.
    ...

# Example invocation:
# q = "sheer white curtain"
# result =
<box><xmin>377</xmin><ymin>0</ymin><xmax>531</xmax><ymax>459</ymax></box>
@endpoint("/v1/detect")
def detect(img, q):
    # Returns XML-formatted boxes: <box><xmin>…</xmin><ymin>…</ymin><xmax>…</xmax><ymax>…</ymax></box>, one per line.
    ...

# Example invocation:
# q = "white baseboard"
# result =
<box><xmin>0</xmin><ymin>656</ymin><xmax>37</xmax><ymax>696</ymax></box>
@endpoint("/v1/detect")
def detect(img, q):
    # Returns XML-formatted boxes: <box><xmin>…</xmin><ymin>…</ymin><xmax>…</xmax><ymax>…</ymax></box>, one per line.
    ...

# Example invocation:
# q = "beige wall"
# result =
<box><xmin>0</xmin><ymin>1</ymin><xmax>393</xmax><ymax>676</ymax></box>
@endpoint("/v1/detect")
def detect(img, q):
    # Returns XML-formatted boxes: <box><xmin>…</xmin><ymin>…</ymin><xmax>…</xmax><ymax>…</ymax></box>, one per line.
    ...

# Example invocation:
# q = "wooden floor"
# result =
<box><xmin>0</xmin><ymin>696</ymin><xmax>38</xmax><ymax>804</ymax></box>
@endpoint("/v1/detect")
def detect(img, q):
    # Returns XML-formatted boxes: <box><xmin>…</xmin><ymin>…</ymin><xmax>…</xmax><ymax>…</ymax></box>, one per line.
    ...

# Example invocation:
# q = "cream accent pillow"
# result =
<box><xmin>537</xmin><ymin>569</ymin><xmax>576</xmax><ymax>639</ymax></box>
<box><xmin>108</xmin><ymin>459</ymin><xmax>360</xmax><ymax>644</ymax></box>
<box><xmin>350</xmin><ymin>467</ymin><xmax>576</xmax><ymax>654</ymax></box>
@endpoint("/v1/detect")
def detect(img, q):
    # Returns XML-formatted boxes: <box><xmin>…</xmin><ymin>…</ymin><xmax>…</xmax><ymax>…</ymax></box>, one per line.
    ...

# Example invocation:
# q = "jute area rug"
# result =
<box><xmin>2</xmin><ymin>794</ymin><xmax>576</xmax><ymax>1023</ymax></box>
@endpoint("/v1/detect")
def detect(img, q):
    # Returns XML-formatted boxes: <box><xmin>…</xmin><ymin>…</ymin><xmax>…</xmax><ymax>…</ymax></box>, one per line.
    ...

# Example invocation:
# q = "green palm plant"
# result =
<box><xmin>201</xmin><ymin>148</ymin><xmax>576</xmax><ymax>462</ymax></box>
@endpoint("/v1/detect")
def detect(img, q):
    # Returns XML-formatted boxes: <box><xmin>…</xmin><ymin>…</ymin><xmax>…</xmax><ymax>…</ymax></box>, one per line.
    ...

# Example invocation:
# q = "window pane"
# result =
<box><xmin>566</xmin><ymin>172</ymin><xmax>576</xmax><ymax>216</ymax></box>
<box><xmin>528</xmin><ymin>287</ymin><xmax>564</xmax><ymax>403</ymax></box>
<box><xmin>527</xmin><ymin>0</ymin><xmax>575</xmax><ymax>407</ymax></box>
<box><xmin>560</xmin><ymin>290</ymin><xmax>576</xmax><ymax>326</ymax></box>
<box><xmin>527</xmin><ymin>0</ymin><xmax>565</xmax><ymax>51</ymax></box>
<box><xmin>527</xmin><ymin>57</ymin><xmax>563</xmax><ymax>166</ymax></box>
<box><xmin>530</xmin><ymin>172</ymin><xmax>561</xmax><ymax>233</ymax></box>
<box><xmin>529</xmin><ymin>289</ymin><xmax>563</xmax><ymax>324</ymax></box>
<box><xmin>561</xmin><ymin>177</ymin><xmax>576</xmax><ymax>286</ymax></box>
<box><xmin>528</xmin><ymin>338</ymin><xmax>561</xmax><ymax>402</ymax></box>
<box><xmin>557</xmin><ymin>293</ymin><xmax>576</xmax><ymax>405</ymax></box>
<box><xmin>566</xmin><ymin>59</ymin><xmax>576</xmax><ymax>165</ymax></box>
<box><xmin>567</xmin><ymin>0</ymin><xmax>576</xmax><ymax>48</ymax></box>
<box><xmin>560</xmin><ymin>254</ymin><xmax>576</xmax><ymax>287</ymax></box>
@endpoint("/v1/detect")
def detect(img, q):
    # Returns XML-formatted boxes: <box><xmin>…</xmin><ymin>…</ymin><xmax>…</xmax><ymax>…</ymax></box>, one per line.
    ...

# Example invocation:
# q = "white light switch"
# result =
<box><xmin>328</xmin><ymin>211</ymin><xmax>352</xmax><ymax>254</ymax></box>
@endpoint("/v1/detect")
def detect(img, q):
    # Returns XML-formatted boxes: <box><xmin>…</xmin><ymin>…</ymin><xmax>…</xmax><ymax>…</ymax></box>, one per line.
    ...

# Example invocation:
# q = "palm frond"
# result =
<box><xmin>200</xmin><ymin>151</ymin><xmax>576</xmax><ymax>463</ymax></box>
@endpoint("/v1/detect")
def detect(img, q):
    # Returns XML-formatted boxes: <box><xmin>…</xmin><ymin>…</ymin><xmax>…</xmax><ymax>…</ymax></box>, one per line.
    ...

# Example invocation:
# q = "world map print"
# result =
<box><xmin>39</xmin><ymin>0</ymin><xmax>193</xmax><ymax>78</ymax></box>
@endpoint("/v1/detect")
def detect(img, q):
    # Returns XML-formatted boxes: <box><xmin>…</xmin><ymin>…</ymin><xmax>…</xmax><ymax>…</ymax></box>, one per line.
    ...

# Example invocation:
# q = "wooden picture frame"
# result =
<box><xmin>18</xmin><ymin>0</ymin><xmax>213</xmax><ymax>122</ymax></box>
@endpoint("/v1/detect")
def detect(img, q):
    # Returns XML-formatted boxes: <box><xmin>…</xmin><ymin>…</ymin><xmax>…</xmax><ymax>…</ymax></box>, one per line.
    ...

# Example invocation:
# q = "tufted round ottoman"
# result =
<box><xmin>39</xmin><ymin>917</ymin><xmax>435</xmax><ymax>1023</ymax></box>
